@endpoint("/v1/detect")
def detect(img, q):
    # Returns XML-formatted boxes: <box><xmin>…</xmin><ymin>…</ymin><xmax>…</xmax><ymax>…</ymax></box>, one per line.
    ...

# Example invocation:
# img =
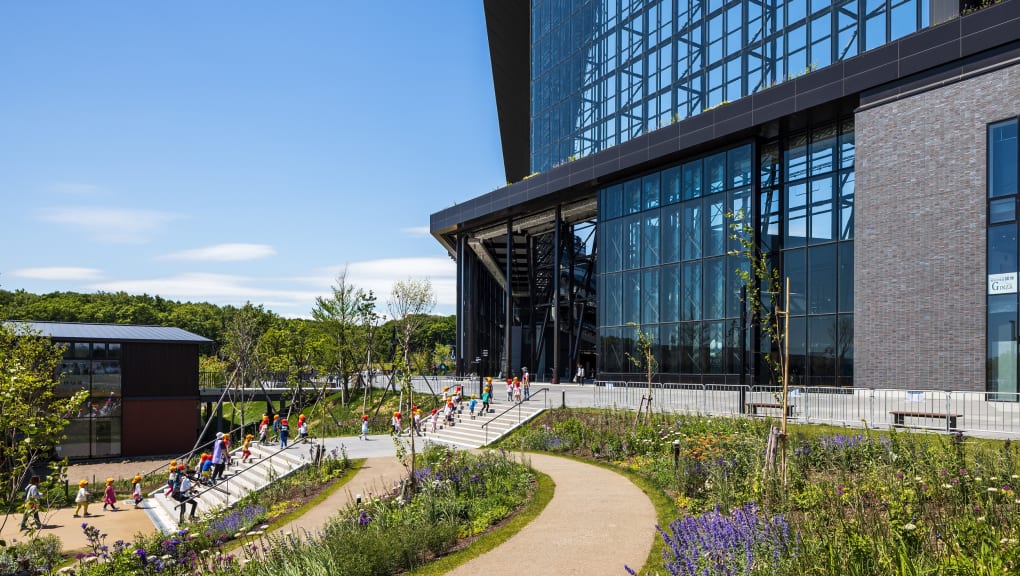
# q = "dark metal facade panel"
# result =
<box><xmin>15</xmin><ymin>321</ymin><xmax>211</xmax><ymax>343</ymax></box>
<box><xmin>121</xmin><ymin>342</ymin><xmax>200</xmax><ymax>398</ymax></box>
<box><xmin>483</xmin><ymin>0</ymin><xmax>530</xmax><ymax>184</ymax></box>
<box><xmin>121</xmin><ymin>398</ymin><xmax>198</xmax><ymax>457</ymax></box>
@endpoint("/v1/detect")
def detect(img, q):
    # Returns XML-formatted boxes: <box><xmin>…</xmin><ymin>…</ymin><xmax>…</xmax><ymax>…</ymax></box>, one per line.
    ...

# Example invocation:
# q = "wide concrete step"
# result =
<box><xmin>422</xmin><ymin>401</ymin><xmax>547</xmax><ymax>448</ymax></box>
<box><xmin>144</xmin><ymin>441</ymin><xmax>314</xmax><ymax>532</ymax></box>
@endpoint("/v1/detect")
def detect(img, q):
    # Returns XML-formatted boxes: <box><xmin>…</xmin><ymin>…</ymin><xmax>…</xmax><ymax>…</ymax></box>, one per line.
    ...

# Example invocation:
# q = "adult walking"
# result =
<box><xmin>20</xmin><ymin>476</ymin><xmax>42</xmax><ymax>531</ymax></box>
<box><xmin>172</xmin><ymin>465</ymin><xmax>198</xmax><ymax>524</ymax></box>
<box><xmin>211</xmin><ymin>432</ymin><xmax>227</xmax><ymax>483</ymax></box>
<box><xmin>522</xmin><ymin>368</ymin><xmax>531</xmax><ymax>401</ymax></box>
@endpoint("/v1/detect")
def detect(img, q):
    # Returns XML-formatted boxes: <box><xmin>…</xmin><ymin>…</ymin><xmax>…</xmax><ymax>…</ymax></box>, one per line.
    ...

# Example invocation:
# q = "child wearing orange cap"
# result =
<box><xmin>102</xmin><ymin>478</ymin><xmax>119</xmax><ymax>511</ymax></box>
<box><xmin>164</xmin><ymin>459</ymin><xmax>178</xmax><ymax>499</ymax></box>
<box><xmin>258</xmin><ymin>415</ymin><xmax>270</xmax><ymax>445</ymax></box>
<box><xmin>132</xmin><ymin>474</ymin><xmax>143</xmax><ymax>508</ymax></box>
<box><xmin>430</xmin><ymin>408</ymin><xmax>439</xmax><ymax>432</ymax></box>
<box><xmin>279</xmin><ymin>418</ymin><xmax>290</xmax><ymax>448</ymax></box>
<box><xmin>242</xmin><ymin>434</ymin><xmax>254</xmax><ymax>463</ymax></box>
<box><xmin>392</xmin><ymin>412</ymin><xmax>402</xmax><ymax>436</ymax></box>
<box><xmin>73</xmin><ymin>480</ymin><xmax>91</xmax><ymax>517</ymax></box>
<box><xmin>298</xmin><ymin>414</ymin><xmax>308</xmax><ymax>441</ymax></box>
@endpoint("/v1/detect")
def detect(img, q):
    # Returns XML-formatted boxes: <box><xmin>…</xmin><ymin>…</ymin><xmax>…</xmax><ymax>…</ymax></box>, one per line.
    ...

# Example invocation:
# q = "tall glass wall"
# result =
<box><xmin>531</xmin><ymin>0</ymin><xmax>929</xmax><ymax>172</ymax></box>
<box><xmin>988</xmin><ymin>118</ymin><xmax>1019</xmax><ymax>399</ymax></box>
<box><xmin>761</xmin><ymin>120</ymin><xmax>855</xmax><ymax>387</ymax></box>
<box><xmin>597</xmin><ymin>120</ymin><xmax>854</xmax><ymax>385</ymax></box>
<box><xmin>55</xmin><ymin>341</ymin><xmax>122</xmax><ymax>458</ymax></box>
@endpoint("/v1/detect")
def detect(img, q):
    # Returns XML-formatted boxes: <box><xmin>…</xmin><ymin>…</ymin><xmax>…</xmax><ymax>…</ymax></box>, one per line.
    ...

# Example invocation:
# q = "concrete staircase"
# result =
<box><xmin>145</xmin><ymin>441</ymin><xmax>314</xmax><ymax>532</ymax></box>
<box><xmin>420</xmin><ymin>397</ymin><xmax>548</xmax><ymax>448</ymax></box>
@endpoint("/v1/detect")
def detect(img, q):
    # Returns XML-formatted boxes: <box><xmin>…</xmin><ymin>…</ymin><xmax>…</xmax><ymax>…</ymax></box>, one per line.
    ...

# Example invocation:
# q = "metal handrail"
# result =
<box><xmin>141</xmin><ymin>422</ymin><xmax>250</xmax><ymax>489</ymax></box>
<box><xmin>481</xmin><ymin>387</ymin><xmax>549</xmax><ymax>445</ymax></box>
<box><xmin>172</xmin><ymin>437</ymin><xmax>316</xmax><ymax>516</ymax></box>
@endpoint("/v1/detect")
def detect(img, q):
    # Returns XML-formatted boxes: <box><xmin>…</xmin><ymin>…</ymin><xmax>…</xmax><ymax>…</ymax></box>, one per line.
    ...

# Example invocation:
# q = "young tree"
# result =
<box><xmin>625</xmin><ymin>322</ymin><xmax>657</xmax><ymax>425</ymax></box>
<box><xmin>311</xmin><ymin>268</ymin><xmax>376</xmax><ymax>403</ymax></box>
<box><xmin>387</xmin><ymin>278</ymin><xmax>436</xmax><ymax>493</ymax></box>
<box><xmin>0</xmin><ymin>321</ymin><xmax>88</xmax><ymax>536</ymax></box>
<box><xmin>218</xmin><ymin>303</ymin><xmax>273</xmax><ymax>434</ymax></box>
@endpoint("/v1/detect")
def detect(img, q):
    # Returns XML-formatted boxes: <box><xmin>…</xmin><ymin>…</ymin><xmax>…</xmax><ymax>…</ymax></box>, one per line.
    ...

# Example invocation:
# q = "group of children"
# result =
<box><xmin>257</xmin><ymin>413</ymin><xmax>310</xmax><ymax>448</ymax></box>
<box><xmin>63</xmin><ymin>474</ymin><xmax>144</xmax><ymax>521</ymax></box>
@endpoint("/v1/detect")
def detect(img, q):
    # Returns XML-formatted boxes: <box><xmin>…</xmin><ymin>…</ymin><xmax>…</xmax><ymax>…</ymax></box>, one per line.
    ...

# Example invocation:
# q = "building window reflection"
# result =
<box><xmin>55</xmin><ymin>341</ymin><xmax>123</xmax><ymax>458</ymax></box>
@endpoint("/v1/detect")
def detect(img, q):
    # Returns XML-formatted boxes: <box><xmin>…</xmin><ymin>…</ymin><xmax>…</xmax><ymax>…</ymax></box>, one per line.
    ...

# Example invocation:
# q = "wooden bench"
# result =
<box><xmin>890</xmin><ymin>410</ymin><xmax>962</xmax><ymax>430</ymax></box>
<box><xmin>746</xmin><ymin>402</ymin><xmax>795</xmax><ymax>417</ymax></box>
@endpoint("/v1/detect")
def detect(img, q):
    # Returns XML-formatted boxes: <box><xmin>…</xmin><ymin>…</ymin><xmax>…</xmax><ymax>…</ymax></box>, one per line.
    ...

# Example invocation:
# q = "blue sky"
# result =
<box><xmin>0</xmin><ymin>2</ymin><xmax>505</xmax><ymax>317</ymax></box>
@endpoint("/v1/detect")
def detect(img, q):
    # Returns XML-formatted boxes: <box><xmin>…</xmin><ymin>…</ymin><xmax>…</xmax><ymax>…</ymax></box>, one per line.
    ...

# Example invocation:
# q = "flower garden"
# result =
<box><xmin>504</xmin><ymin>409</ymin><xmax>1020</xmax><ymax>576</ymax></box>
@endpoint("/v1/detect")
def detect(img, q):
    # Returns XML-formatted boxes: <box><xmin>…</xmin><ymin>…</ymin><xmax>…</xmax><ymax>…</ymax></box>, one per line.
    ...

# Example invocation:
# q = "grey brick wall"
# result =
<box><xmin>856</xmin><ymin>63</ymin><xmax>1020</xmax><ymax>392</ymax></box>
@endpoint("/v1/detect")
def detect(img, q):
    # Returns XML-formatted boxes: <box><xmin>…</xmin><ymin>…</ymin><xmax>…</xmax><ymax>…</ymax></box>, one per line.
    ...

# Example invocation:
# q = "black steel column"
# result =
<box><xmin>505</xmin><ymin>220</ymin><xmax>513</xmax><ymax>380</ymax></box>
<box><xmin>552</xmin><ymin>206</ymin><xmax>561</xmax><ymax>384</ymax></box>
<box><xmin>456</xmin><ymin>235</ymin><xmax>465</xmax><ymax>377</ymax></box>
<box><xmin>568</xmin><ymin>222</ymin><xmax>576</xmax><ymax>376</ymax></box>
<box><xmin>750</xmin><ymin>137</ymin><xmax>761</xmax><ymax>389</ymax></box>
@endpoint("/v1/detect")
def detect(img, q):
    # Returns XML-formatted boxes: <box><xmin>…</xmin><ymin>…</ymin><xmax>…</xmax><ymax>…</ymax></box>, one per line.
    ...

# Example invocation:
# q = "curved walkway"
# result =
<box><xmin>445</xmin><ymin>452</ymin><xmax>656</xmax><ymax>576</ymax></box>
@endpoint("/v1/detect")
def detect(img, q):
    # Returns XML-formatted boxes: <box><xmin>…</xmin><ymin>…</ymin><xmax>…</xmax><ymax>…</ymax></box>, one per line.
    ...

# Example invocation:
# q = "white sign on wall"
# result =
<box><xmin>989</xmin><ymin>272</ymin><xmax>1018</xmax><ymax>295</ymax></box>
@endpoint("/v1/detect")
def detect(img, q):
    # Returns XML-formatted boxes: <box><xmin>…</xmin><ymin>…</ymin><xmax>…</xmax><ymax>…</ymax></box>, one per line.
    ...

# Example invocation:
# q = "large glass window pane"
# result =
<box><xmin>683</xmin><ymin>201</ymin><xmax>703</xmax><ymax>259</ymax></box>
<box><xmin>681</xmin><ymin>322</ymin><xmax>702</xmax><ymax>374</ymax></box>
<box><xmin>784</xmin><ymin>248</ymin><xmax>807</xmax><ymax>314</ymax></box>
<box><xmin>838</xmin><ymin>242</ymin><xmax>854</xmax><ymax>313</ymax></box>
<box><xmin>808</xmin><ymin>244</ymin><xmax>837</xmax><ymax>314</ymax></box>
<box><xmin>605</xmin><ymin>219</ymin><xmax>623</xmax><ymax>273</ymax></box>
<box><xmin>788</xmin><ymin>316</ymin><xmax>807</xmax><ymax>386</ymax></box>
<box><xmin>703</xmin><ymin>257</ymin><xmax>726</xmax><ymax>319</ymax></box>
<box><xmin>728</xmin><ymin>187</ymin><xmax>751</xmax><ymax>252</ymax></box>
<box><xmin>643</xmin><ymin>212</ymin><xmax>661</xmax><ymax>267</ymax></box>
<box><xmin>705</xmin><ymin>195</ymin><xmax>727</xmax><ymax>256</ymax></box>
<box><xmin>624</xmin><ymin>271</ymin><xmax>641</xmax><ymax>324</ymax></box>
<box><xmin>602</xmin><ymin>185</ymin><xmax>623</xmax><ymax>220</ymax></box>
<box><xmin>808</xmin><ymin>315</ymin><xmax>837</xmax><ymax>385</ymax></box>
<box><xmin>663</xmin><ymin>166</ymin><xmax>682</xmax><ymax>205</ymax></box>
<box><xmin>661</xmin><ymin>264</ymin><xmax>681</xmax><ymax>323</ymax></box>
<box><xmin>988</xmin><ymin>295</ymin><xmax>1018</xmax><ymax>397</ymax></box>
<box><xmin>761</xmin><ymin>187</ymin><xmax>781</xmax><ymax>251</ymax></box>
<box><xmin>661</xmin><ymin>323</ymin><xmax>680</xmax><ymax>374</ymax></box>
<box><xmin>837</xmin><ymin>314</ymin><xmax>854</xmax><ymax>380</ymax></box>
<box><xmin>991</xmin><ymin>198</ymin><xmax>1017</xmax><ymax>224</ymax></box>
<box><xmin>989</xmin><ymin>224</ymin><xmax>1018</xmax><ymax>275</ymax></box>
<box><xmin>839</xmin><ymin>171</ymin><xmax>855</xmax><ymax>240</ymax></box>
<box><xmin>92</xmin><ymin>417</ymin><xmax>121</xmax><ymax>458</ymax></box>
<box><xmin>682</xmin><ymin>261</ymin><xmax>702</xmax><ymax>321</ymax></box>
<box><xmin>728</xmin><ymin>145</ymin><xmax>752</xmax><ymax>188</ymax></box>
<box><xmin>705</xmin><ymin>152</ymin><xmax>728</xmax><ymax>194</ymax></box>
<box><xmin>624</xmin><ymin>215</ymin><xmax>642</xmax><ymax>269</ymax></box>
<box><xmin>74</xmin><ymin>342</ymin><xmax>90</xmax><ymax>359</ymax></box>
<box><xmin>786</xmin><ymin>182</ymin><xmax>808</xmax><ymax>247</ymax></box>
<box><xmin>786</xmin><ymin>133</ymin><xmax>808</xmax><ymax>181</ymax></box>
<box><xmin>704</xmin><ymin>321</ymin><xmax>724</xmax><ymax>374</ymax></box>
<box><xmin>840</xmin><ymin>120</ymin><xmax>855</xmax><ymax>168</ymax></box>
<box><xmin>625</xmin><ymin>179</ymin><xmax>643</xmax><ymax>214</ymax></box>
<box><xmin>683</xmin><ymin>159</ymin><xmax>703</xmax><ymax>199</ymax></box>
<box><xmin>727</xmin><ymin>254</ymin><xmax>749</xmax><ymax>318</ymax></box>
<box><xmin>810</xmin><ymin>176</ymin><xmax>835</xmax><ymax>243</ymax></box>
<box><xmin>725</xmin><ymin>319</ymin><xmax>743</xmax><ymax>375</ymax></box>
<box><xmin>58</xmin><ymin>419</ymin><xmax>91</xmax><ymax>459</ymax></box>
<box><xmin>604</xmin><ymin>273</ymin><xmax>623</xmax><ymax>326</ymax></box>
<box><xmin>643</xmin><ymin>269</ymin><xmax>660</xmax><ymax>324</ymax></box>
<box><xmin>662</xmin><ymin>205</ymin><xmax>681</xmax><ymax>263</ymax></box>
<box><xmin>810</xmin><ymin>125</ymin><xmax>837</xmax><ymax>175</ymax></box>
<box><xmin>990</xmin><ymin>120</ymin><xmax>1018</xmax><ymax>198</ymax></box>
<box><xmin>643</xmin><ymin>173</ymin><xmax>661</xmax><ymax>210</ymax></box>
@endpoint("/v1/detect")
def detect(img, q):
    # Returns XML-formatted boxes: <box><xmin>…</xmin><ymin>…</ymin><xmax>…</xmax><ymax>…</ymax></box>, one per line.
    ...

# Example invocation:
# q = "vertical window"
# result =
<box><xmin>990</xmin><ymin>120</ymin><xmax>1018</xmax><ymax>198</ymax></box>
<box><xmin>662</xmin><ymin>205</ymin><xmax>681</xmax><ymax>263</ymax></box>
<box><xmin>683</xmin><ymin>201</ymin><xmax>703</xmax><ymax>259</ymax></box>
<box><xmin>643</xmin><ymin>212</ymin><xmax>661</xmax><ymax>267</ymax></box>
<box><xmin>986</xmin><ymin>119</ymin><xmax>1019</xmax><ymax>397</ymax></box>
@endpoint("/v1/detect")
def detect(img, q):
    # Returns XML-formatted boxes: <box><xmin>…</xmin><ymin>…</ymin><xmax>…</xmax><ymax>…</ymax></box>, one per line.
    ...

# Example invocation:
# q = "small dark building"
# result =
<box><xmin>22</xmin><ymin>322</ymin><xmax>211</xmax><ymax>459</ymax></box>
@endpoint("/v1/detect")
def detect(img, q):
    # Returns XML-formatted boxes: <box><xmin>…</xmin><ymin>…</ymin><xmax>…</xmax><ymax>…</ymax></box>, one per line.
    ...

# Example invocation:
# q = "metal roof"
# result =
<box><xmin>10</xmin><ymin>322</ymin><xmax>213</xmax><ymax>343</ymax></box>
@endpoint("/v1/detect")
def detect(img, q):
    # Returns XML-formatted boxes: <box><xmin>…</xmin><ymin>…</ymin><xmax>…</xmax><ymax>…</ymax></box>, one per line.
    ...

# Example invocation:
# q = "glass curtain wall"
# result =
<box><xmin>761</xmin><ymin>120</ymin><xmax>855</xmax><ymax>387</ymax></box>
<box><xmin>988</xmin><ymin>118</ymin><xmax>1019</xmax><ymax>399</ymax></box>
<box><xmin>597</xmin><ymin>120</ymin><xmax>854</xmax><ymax>385</ymax></box>
<box><xmin>55</xmin><ymin>341</ymin><xmax>122</xmax><ymax>458</ymax></box>
<box><xmin>531</xmin><ymin>0</ymin><xmax>929</xmax><ymax>173</ymax></box>
<box><xmin>598</xmin><ymin>143</ymin><xmax>752</xmax><ymax>383</ymax></box>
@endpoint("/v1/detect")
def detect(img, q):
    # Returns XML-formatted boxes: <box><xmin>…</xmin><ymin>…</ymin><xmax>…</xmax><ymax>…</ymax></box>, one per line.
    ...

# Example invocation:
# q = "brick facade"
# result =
<box><xmin>856</xmin><ymin>62</ymin><xmax>1020</xmax><ymax>391</ymax></box>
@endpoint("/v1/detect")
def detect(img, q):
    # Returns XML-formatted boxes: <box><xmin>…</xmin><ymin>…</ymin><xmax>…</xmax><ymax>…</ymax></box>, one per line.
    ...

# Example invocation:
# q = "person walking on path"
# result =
<box><xmin>258</xmin><ymin>416</ymin><xmax>269</xmax><ymax>445</ymax></box>
<box><xmin>522</xmin><ymin>368</ymin><xmax>531</xmax><ymax>400</ymax></box>
<box><xmin>20</xmin><ymin>476</ymin><xmax>42</xmax><ymax>531</ymax></box>
<box><xmin>73</xmin><ymin>480</ymin><xmax>91</xmax><ymax>517</ymax></box>
<box><xmin>469</xmin><ymin>395</ymin><xmax>478</xmax><ymax>419</ymax></box>
<box><xmin>279</xmin><ymin>418</ymin><xmax>290</xmax><ymax>448</ymax></box>
<box><xmin>172</xmin><ymin>465</ymin><xmax>198</xmax><ymax>524</ymax></box>
<box><xmin>102</xmin><ymin>478</ymin><xmax>119</xmax><ymax>511</ymax></box>
<box><xmin>391</xmin><ymin>412</ymin><xmax>402</xmax><ymax>436</ymax></box>
<box><xmin>513</xmin><ymin>377</ymin><xmax>522</xmax><ymax>403</ymax></box>
<box><xmin>272</xmin><ymin>414</ymin><xmax>281</xmax><ymax>443</ymax></box>
<box><xmin>506</xmin><ymin>378</ymin><xmax>514</xmax><ymax>402</ymax></box>
<box><xmin>164</xmin><ymin>459</ymin><xmax>177</xmax><ymax>499</ymax></box>
<box><xmin>298</xmin><ymin>414</ymin><xmax>308</xmax><ymax>441</ymax></box>
<box><xmin>211</xmin><ymin>432</ymin><xmax>226</xmax><ymax>483</ymax></box>
<box><xmin>360</xmin><ymin>414</ymin><xmax>369</xmax><ymax>440</ymax></box>
<box><xmin>132</xmin><ymin>474</ymin><xmax>143</xmax><ymax>508</ymax></box>
<box><xmin>241</xmin><ymin>434</ymin><xmax>254</xmax><ymax>463</ymax></box>
<box><xmin>575</xmin><ymin>363</ymin><xmax>585</xmax><ymax>384</ymax></box>
<box><xmin>430</xmin><ymin>408</ymin><xmax>439</xmax><ymax>432</ymax></box>
<box><xmin>481</xmin><ymin>389</ymin><xmax>491</xmax><ymax>414</ymax></box>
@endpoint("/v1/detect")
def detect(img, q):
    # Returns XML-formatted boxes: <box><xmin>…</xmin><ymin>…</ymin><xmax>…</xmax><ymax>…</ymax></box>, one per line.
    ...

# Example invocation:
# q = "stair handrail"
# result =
<box><xmin>480</xmin><ymin>388</ymin><xmax>549</xmax><ymax>445</ymax></box>
<box><xmin>172</xmin><ymin>437</ymin><xmax>318</xmax><ymax>518</ymax></box>
<box><xmin>141</xmin><ymin>422</ymin><xmax>251</xmax><ymax>490</ymax></box>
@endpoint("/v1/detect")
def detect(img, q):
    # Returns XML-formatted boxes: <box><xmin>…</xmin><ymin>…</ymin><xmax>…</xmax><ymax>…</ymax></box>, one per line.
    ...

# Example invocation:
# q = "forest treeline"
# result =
<box><xmin>0</xmin><ymin>289</ymin><xmax>455</xmax><ymax>380</ymax></box>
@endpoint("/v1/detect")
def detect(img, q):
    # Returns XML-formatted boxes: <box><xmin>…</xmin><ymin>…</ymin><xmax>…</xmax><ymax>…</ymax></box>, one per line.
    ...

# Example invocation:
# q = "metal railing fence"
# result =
<box><xmin>592</xmin><ymin>381</ymin><xmax>1020</xmax><ymax>436</ymax></box>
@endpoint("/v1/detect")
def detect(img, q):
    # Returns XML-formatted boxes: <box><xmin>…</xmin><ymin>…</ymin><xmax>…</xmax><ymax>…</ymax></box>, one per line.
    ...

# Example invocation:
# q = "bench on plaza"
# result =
<box><xmin>890</xmin><ymin>410</ymin><xmax>962</xmax><ymax>430</ymax></box>
<box><xmin>745</xmin><ymin>402</ymin><xmax>795</xmax><ymax>417</ymax></box>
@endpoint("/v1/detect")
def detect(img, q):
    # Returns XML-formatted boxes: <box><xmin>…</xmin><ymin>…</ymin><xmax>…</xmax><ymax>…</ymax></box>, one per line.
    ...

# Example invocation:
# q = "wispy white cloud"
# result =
<box><xmin>301</xmin><ymin>256</ymin><xmax>456</xmax><ymax>309</ymax></box>
<box><xmin>162</xmin><ymin>243</ymin><xmax>276</xmax><ymax>262</ymax></box>
<box><xmin>49</xmin><ymin>182</ymin><xmax>107</xmax><ymax>197</ymax></box>
<box><xmin>41</xmin><ymin>207</ymin><xmax>178</xmax><ymax>244</ymax></box>
<box><xmin>88</xmin><ymin>273</ymin><xmax>320</xmax><ymax>308</ymax></box>
<box><xmin>12</xmin><ymin>267</ymin><xmax>103</xmax><ymax>281</ymax></box>
<box><xmin>401</xmin><ymin>226</ymin><xmax>432</xmax><ymax>237</ymax></box>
